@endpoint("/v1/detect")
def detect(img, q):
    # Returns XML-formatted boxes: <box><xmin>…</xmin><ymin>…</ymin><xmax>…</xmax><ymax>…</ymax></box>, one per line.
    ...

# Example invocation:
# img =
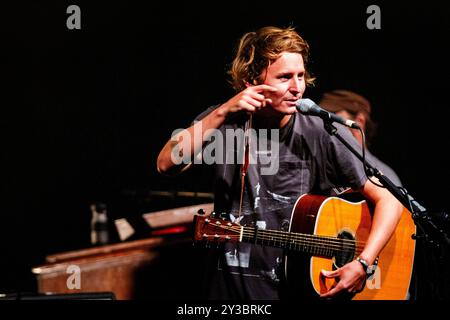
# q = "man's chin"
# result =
<box><xmin>284</xmin><ymin>106</ymin><xmax>298</xmax><ymax>114</ymax></box>
<box><xmin>258</xmin><ymin>104</ymin><xmax>296</xmax><ymax>116</ymax></box>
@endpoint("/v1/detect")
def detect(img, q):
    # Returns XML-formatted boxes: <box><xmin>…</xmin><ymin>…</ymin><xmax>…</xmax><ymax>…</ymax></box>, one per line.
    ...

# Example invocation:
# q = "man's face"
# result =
<box><xmin>260</xmin><ymin>52</ymin><xmax>306</xmax><ymax>115</ymax></box>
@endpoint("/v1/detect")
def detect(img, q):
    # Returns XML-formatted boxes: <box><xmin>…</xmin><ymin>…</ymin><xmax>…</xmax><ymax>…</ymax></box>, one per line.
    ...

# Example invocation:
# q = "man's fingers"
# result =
<box><xmin>244</xmin><ymin>97</ymin><xmax>262</xmax><ymax>108</ymax></box>
<box><xmin>320</xmin><ymin>283</ymin><xmax>343</xmax><ymax>299</ymax></box>
<box><xmin>321</xmin><ymin>269</ymin><xmax>339</xmax><ymax>278</ymax></box>
<box><xmin>240</xmin><ymin>101</ymin><xmax>257</xmax><ymax>113</ymax></box>
<box><xmin>261</xmin><ymin>98</ymin><xmax>273</xmax><ymax>108</ymax></box>
<box><xmin>252</xmin><ymin>84</ymin><xmax>278</xmax><ymax>93</ymax></box>
<box><xmin>248</xmin><ymin>92</ymin><xmax>266</xmax><ymax>101</ymax></box>
<box><xmin>248</xmin><ymin>92</ymin><xmax>273</xmax><ymax>108</ymax></box>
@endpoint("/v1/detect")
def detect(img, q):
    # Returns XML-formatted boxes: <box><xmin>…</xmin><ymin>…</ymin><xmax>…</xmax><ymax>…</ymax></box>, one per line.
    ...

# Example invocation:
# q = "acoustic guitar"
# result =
<box><xmin>193</xmin><ymin>193</ymin><xmax>416</xmax><ymax>300</ymax></box>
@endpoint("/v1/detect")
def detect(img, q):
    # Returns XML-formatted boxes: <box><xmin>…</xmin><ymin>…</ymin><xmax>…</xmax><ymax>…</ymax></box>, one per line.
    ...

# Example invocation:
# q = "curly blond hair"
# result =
<box><xmin>228</xmin><ymin>26</ymin><xmax>315</xmax><ymax>92</ymax></box>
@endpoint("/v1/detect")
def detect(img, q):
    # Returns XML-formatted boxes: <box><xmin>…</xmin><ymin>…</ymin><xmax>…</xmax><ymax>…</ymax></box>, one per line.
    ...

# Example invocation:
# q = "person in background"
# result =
<box><xmin>319</xmin><ymin>90</ymin><xmax>402</xmax><ymax>187</ymax></box>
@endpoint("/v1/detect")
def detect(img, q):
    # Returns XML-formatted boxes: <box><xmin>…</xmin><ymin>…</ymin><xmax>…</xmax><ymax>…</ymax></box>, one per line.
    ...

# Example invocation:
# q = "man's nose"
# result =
<box><xmin>289</xmin><ymin>78</ymin><xmax>302</xmax><ymax>94</ymax></box>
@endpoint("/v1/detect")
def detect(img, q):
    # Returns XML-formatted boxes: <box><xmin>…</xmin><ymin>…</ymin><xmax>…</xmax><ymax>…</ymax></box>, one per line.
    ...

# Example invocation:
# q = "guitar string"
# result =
<box><xmin>243</xmin><ymin>227</ymin><xmax>366</xmax><ymax>247</ymax></box>
<box><xmin>204</xmin><ymin>233</ymin><xmax>364</xmax><ymax>256</ymax></box>
<box><xmin>205</xmin><ymin>223</ymin><xmax>366</xmax><ymax>252</ymax></box>
<box><xmin>206</xmin><ymin>224</ymin><xmax>365</xmax><ymax>249</ymax></box>
<box><xmin>243</xmin><ymin>226</ymin><xmax>364</xmax><ymax>243</ymax></box>
<box><xmin>240</xmin><ymin>231</ymin><xmax>365</xmax><ymax>253</ymax></box>
<box><xmin>220</xmin><ymin>224</ymin><xmax>366</xmax><ymax>247</ymax></box>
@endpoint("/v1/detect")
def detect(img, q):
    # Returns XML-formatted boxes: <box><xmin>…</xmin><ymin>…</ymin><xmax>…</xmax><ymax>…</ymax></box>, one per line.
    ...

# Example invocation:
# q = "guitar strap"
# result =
<box><xmin>238</xmin><ymin>114</ymin><xmax>252</xmax><ymax>219</ymax></box>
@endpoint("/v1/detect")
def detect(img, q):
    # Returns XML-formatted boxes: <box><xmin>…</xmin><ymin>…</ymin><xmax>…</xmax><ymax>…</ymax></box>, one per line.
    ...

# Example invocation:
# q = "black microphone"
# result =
<box><xmin>296</xmin><ymin>98</ymin><xmax>361</xmax><ymax>129</ymax></box>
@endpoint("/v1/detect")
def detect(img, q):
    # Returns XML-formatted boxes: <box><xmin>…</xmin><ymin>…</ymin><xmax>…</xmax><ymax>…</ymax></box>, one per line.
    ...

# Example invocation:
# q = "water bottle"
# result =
<box><xmin>90</xmin><ymin>202</ymin><xmax>110</xmax><ymax>245</ymax></box>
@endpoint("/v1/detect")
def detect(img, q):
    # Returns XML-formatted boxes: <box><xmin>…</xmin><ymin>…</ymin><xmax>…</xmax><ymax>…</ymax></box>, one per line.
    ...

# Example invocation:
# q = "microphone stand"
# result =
<box><xmin>322</xmin><ymin>120</ymin><xmax>450</xmax><ymax>299</ymax></box>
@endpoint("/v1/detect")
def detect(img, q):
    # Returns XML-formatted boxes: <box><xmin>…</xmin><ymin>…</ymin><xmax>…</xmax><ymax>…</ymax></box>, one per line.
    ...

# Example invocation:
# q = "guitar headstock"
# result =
<box><xmin>193</xmin><ymin>212</ymin><xmax>241</xmax><ymax>244</ymax></box>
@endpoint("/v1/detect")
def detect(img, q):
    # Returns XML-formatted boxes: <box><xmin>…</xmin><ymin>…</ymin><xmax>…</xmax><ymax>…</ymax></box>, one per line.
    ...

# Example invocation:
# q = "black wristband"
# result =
<box><xmin>356</xmin><ymin>257</ymin><xmax>378</xmax><ymax>278</ymax></box>
<box><xmin>356</xmin><ymin>257</ymin><xmax>369</xmax><ymax>273</ymax></box>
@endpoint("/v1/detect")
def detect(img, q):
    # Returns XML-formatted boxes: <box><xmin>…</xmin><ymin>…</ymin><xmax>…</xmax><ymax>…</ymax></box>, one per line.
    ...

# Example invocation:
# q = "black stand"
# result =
<box><xmin>323</xmin><ymin>121</ymin><xmax>450</xmax><ymax>299</ymax></box>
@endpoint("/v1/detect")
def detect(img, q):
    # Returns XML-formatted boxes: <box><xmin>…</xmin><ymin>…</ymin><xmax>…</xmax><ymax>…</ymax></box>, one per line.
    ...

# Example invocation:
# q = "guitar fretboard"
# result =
<box><xmin>241</xmin><ymin>226</ymin><xmax>354</xmax><ymax>258</ymax></box>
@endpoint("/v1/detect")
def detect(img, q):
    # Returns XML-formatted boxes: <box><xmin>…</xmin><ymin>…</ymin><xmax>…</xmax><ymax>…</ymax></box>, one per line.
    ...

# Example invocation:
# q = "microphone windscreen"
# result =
<box><xmin>296</xmin><ymin>98</ymin><xmax>315</xmax><ymax>113</ymax></box>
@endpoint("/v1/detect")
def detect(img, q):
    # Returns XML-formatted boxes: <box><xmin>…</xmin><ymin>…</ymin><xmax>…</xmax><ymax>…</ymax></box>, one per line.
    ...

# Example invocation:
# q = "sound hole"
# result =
<box><xmin>333</xmin><ymin>230</ymin><xmax>356</xmax><ymax>269</ymax></box>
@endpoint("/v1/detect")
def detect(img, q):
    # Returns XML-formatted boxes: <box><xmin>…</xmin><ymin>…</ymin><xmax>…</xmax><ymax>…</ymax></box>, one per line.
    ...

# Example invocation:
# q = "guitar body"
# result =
<box><xmin>285</xmin><ymin>193</ymin><xmax>416</xmax><ymax>300</ymax></box>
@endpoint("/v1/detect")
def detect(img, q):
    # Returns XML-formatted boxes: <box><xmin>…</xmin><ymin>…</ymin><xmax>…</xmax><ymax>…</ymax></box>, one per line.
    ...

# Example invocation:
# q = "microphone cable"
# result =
<box><xmin>358</xmin><ymin>127</ymin><xmax>385</xmax><ymax>188</ymax></box>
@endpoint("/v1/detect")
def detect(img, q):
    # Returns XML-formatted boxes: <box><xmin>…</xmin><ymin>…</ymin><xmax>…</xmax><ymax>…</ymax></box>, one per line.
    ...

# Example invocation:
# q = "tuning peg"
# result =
<box><xmin>197</xmin><ymin>209</ymin><xmax>205</xmax><ymax>215</ymax></box>
<box><xmin>211</xmin><ymin>212</ymin><xmax>217</xmax><ymax>218</ymax></box>
<box><xmin>220</xmin><ymin>212</ymin><xmax>228</xmax><ymax>220</ymax></box>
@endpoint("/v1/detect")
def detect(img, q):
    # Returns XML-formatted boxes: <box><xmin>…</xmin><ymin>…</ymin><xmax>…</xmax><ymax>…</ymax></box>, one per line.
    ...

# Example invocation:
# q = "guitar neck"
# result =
<box><xmin>241</xmin><ymin>226</ymin><xmax>336</xmax><ymax>258</ymax></box>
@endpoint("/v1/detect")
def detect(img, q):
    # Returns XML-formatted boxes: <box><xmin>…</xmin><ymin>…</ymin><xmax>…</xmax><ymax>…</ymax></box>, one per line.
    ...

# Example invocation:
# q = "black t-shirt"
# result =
<box><xmin>193</xmin><ymin>105</ymin><xmax>368</xmax><ymax>299</ymax></box>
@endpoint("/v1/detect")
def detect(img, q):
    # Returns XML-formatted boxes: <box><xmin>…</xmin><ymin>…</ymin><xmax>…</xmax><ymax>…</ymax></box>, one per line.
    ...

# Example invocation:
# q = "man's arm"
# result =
<box><xmin>156</xmin><ymin>85</ymin><xmax>276</xmax><ymax>176</ymax></box>
<box><xmin>156</xmin><ymin>106</ymin><xmax>227</xmax><ymax>176</ymax></box>
<box><xmin>357</xmin><ymin>178</ymin><xmax>403</xmax><ymax>264</ymax></box>
<box><xmin>320</xmin><ymin>178</ymin><xmax>403</xmax><ymax>298</ymax></box>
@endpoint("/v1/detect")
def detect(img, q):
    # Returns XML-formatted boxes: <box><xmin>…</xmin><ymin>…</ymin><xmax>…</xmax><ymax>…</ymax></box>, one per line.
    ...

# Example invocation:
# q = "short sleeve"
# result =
<box><xmin>191</xmin><ymin>104</ymin><xmax>222</xmax><ymax>125</ymax></box>
<box><xmin>319</xmin><ymin>123</ymin><xmax>368</xmax><ymax>192</ymax></box>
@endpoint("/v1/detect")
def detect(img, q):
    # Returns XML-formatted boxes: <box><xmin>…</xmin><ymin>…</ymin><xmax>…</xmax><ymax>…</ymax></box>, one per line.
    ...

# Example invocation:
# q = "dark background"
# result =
<box><xmin>1</xmin><ymin>1</ymin><xmax>449</xmax><ymax>297</ymax></box>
